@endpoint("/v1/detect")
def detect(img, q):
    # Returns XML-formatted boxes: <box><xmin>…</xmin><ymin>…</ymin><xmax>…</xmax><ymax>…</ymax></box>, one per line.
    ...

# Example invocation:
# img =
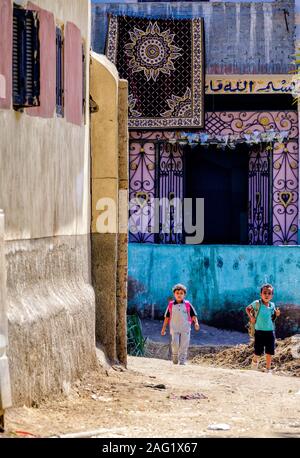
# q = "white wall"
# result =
<box><xmin>0</xmin><ymin>0</ymin><xmax>91</xmax><ymax>241</ymax></box>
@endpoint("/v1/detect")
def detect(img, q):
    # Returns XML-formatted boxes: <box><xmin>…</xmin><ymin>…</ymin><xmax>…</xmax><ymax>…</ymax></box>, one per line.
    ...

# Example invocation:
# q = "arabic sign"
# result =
<box><xmin>205</xmin><ymin>75</ymin><xmax>296</xmax><ymax>95</ymax></box>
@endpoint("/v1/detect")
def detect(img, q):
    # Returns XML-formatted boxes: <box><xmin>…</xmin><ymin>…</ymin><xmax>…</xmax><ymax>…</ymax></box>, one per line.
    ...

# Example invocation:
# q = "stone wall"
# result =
<box><xmin>90</xmin><ymin>53</ymin><xmax>128</xmax><ymax>364</ymax></box>
<box><xmin>0</xmin><ymin>211</ymin><xmax>11</xmax><ymax>425</ymax></box>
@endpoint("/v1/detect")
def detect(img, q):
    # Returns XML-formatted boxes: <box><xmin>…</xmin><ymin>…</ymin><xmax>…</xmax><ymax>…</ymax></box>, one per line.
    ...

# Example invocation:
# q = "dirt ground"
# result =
<box><xmin>2</xmin><ymin>351</ymin><xmax>300</xmax><ymax>438</ymax></box>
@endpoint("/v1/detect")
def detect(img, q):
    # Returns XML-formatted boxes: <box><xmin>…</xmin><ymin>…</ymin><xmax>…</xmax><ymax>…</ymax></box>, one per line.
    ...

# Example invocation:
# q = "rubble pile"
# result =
<box><xmin>191</xmin><ymin>336</ymin><xmax>300</xmax><ymax>377</ymax></box>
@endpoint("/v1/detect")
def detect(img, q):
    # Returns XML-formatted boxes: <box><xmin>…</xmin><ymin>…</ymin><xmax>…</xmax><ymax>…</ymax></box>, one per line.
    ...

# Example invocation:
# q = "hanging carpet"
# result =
<box><xmin>106</xmin><ymin>14</ymin><xmax>204</xmax><ymax>129</ymax></box>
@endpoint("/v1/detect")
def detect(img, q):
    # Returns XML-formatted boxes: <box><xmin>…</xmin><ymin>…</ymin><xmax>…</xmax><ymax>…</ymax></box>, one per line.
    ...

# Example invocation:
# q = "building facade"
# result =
<box><xmin>0</xmin><ymin>0</ymin><xmax>97</xmax><ymax>407</ymax></box>
<box><xmin>93</xmin><ymin>0</ymin><xmax>300</xmax><ymax>337</ymax></box>
<box><xmin>0</xmin><ymin>0</ymin><xmax>129</xmax><ymax>415</ymax></box>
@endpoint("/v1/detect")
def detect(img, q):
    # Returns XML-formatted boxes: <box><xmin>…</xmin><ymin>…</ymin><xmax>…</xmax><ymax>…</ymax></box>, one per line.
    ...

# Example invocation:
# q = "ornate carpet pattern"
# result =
<box><xmin>106</xmin><ymin>15</ymin><xmax>204</xmax><ymax>129</ymax></box>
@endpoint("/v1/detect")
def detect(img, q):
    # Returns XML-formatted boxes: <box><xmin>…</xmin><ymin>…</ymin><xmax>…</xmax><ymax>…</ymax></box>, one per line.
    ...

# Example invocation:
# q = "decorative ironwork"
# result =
<box><xmin>202</xmin><ymin>111</ymin><xmax>299</xmax><ymax>245</ymax></box>
<box><xmin>248</xmin><ymin>145</ymin><xmax>272</xmax><ymax>245</ymax></box>
<box><xmin>129</xmin><ymin>141</ymin><xmax>156</xmax><ymax>243</ymax></box>
<box><xmin>129</xmin><ymin>111</ymin><xmax>298</xmax><ymax>245</ymax></box>
<box><xmin>156</xmin><ymin>142</ymin><xmax>184</xmax><ymax>244</ymax></box>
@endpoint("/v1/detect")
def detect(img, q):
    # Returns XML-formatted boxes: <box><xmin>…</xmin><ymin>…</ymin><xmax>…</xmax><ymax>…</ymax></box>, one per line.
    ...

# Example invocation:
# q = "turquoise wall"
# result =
<box><xmin>128</xmin><ymin>244</ymin><xmax>300</xmax><ymax>325</ymax></box>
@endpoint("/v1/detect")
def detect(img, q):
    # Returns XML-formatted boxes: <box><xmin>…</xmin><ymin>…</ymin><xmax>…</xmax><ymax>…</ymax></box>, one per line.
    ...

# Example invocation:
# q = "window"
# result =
<box><xmin>56</xmin><ymin>26</ymin><xmax>64</xmax><ymax>116</ymax></box>
<box><xmin>13</xmin><ymin>7</ymin><xmax>40</xmax><ymax>108</ymax></box>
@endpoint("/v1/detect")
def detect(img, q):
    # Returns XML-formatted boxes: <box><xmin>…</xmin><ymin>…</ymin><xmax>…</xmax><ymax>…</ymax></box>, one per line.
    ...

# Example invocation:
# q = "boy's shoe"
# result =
<box><xmin>179</xmin><ymin>361</ymin><xmax>187</xmax><ymax>366</ymax></box>
<box><xmin>172</xmin><ymin>356</ymin><xmax>179</xmax><ymax>365</ymax></box>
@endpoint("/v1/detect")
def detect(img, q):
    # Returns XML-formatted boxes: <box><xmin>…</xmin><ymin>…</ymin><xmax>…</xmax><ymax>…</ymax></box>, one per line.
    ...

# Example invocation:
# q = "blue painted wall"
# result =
<box><xmin>128</xmin><ymin>244</ymin><xmax>300</xmax><ymax>326</ymax></box>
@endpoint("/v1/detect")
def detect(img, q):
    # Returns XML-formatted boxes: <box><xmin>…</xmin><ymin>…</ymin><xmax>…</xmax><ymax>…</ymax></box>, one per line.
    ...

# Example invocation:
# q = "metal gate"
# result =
<box><xmin>248</xmin><ymin>145</ymin><xmax>273</xmax><ymax>245</ymax></box>
<box><xmin>155</xmin><ymin>141</ymin><xmax>184</xmax><ymax>244</ymax></box>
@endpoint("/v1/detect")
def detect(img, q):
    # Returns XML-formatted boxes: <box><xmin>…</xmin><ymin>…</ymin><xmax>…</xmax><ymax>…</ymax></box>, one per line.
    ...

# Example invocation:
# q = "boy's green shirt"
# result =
<box><xmin>250</xmin><ymin>300</ymin><xmax>276</xmax><ymax>332</ymax></box>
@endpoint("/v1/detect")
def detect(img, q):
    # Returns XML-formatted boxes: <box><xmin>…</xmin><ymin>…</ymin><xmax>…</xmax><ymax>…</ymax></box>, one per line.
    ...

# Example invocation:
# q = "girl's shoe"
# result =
<box><xmin>172</xmin><ymin>356</ymin><xmax>178</xmax><ymax>365</ymax></box>
<box><xmin>251</xmin><ymin>360</ymin><xmax>259</xmax><ymax>370</ymax></box>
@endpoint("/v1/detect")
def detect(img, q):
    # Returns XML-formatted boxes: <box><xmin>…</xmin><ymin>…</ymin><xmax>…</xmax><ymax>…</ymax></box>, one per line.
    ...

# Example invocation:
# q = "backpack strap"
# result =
<box><xmin>167</xmin><ymin>300</ymin><xmax>175</xmax><ymax>320</ymax></box>
<box><xmin>184</xmin><ymin>300</ymin><xmax>192</xmax><ymax>323</ymax></box>
<box><xmin>254</xmin><ymin>300</ymin><xmax>261</xmax><ymax>319</ymax></box>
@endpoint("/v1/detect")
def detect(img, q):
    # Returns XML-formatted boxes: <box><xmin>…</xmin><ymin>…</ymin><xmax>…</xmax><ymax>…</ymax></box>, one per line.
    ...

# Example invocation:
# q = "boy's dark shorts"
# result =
<box><xmin>254</xmin><ymin>330</ymin><xmax>275</xmax><ymax>356</ymax></box>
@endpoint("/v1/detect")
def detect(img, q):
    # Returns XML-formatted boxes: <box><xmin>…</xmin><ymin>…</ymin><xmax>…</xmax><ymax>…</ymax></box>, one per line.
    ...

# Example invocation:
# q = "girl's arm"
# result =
<box><xmin>161</xmin><ymin>317</ymin><xmax>169</xmax><ymax>336</ymax></box>
<box><xmin>192</xmin><ymin>315</ymin><xmax>200</xmax><ymax>331</ymax></box>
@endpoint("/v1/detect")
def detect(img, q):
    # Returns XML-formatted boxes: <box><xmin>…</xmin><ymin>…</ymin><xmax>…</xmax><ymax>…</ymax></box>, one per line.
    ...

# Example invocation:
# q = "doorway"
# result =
<box><xmin>185</xmin><ymin>144</ymin><xmax>249</xmax><ymax>244</ymax></box>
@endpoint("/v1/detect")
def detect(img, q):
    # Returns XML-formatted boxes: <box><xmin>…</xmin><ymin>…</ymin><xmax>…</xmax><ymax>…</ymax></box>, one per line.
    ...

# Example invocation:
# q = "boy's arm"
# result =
<box><xmin>273</xmin><ymin>304</ymin><xmax>280</xmax><ymax>319</ymax></box>
<box><xmin>246</xmin><ymin>304</ymin><xmax>255</xmax><ymax>322</ymax></box>
<box><xmin>245</xmin><ymin>304</ymin><xmax>253</xmax><ymax>317</ymax></box>
<box><xmin>161</xmin><ymin>317</ymin><xmax>169</xmax><ymax>336</ymax></box>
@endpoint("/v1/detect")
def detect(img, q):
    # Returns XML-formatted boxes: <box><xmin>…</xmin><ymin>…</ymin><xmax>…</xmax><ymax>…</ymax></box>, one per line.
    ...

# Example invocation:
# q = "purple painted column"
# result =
<box><xmin>65</xmin><ymin>22</ymin><xmax>83</xmax><ymax>126</ymax></box>
<box><xmin>27</xmin><ymin>3</ymin><xmax>56</xmax><ymax>118</ymax></box>
<box><xmin>0</xmin><ymin>0</ymin><xmax>12</xmax><ymax>109</ymax></box>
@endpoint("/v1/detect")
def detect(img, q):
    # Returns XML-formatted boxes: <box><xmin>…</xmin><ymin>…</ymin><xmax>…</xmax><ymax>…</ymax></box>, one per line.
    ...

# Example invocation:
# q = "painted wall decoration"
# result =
<box><xmin>129</xmin><ymin>111</ymin><xmax>298</xmax><ymax>246</ymax></box>
<box><xmin>273</xmin><ymin>139</ymin><xmax>298</xmax><ymax>245</ymax></box>
<box><xmin>106</xmin><ymin>15</ymin><xmax>204</xmax><ymax>128</ymax></box>
<box><xmin>205</xmin><ymin>75</ymin><xmax>295</xmax><ymax>95</ymax></box>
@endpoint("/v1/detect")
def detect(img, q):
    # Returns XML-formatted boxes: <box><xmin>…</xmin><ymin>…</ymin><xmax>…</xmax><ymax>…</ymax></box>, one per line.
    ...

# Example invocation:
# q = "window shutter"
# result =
<box><xmin>13</xmin><ymin>8</ymin><xmax>40</xmax><ymax>107</ymax></box>
<box><xmin>64</xmin><ymin>22</ymin><xmax>82</xmax><ymax>126</ymax></box>
<box><xmin>82</xmin><ymin>43</ymin><xmax>85</xmax><ymax>122</ymax></box>
<box><xmin>56</xmin><ymin>27</ymin><xmax>64</xmax><ymax>116</ymax></box>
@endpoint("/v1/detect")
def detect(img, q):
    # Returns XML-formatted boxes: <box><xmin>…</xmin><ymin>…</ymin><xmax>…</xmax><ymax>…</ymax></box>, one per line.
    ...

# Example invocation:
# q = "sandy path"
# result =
<box><xmin>124</xmin><ymin>357</ymin><xmax>300</xmax><ymax>438</ymax></box>
<box><xmin>3</xmin><ymin>355</ymin><xmax>300</xmax><ymax>438</ymax></box>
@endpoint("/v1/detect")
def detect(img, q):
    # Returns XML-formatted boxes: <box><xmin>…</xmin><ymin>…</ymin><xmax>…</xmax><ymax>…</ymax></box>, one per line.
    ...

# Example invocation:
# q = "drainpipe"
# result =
<box><xmin>0</xmin><ymin>210</ymin><xmax>12</xmax><ymax>431</ymax></box>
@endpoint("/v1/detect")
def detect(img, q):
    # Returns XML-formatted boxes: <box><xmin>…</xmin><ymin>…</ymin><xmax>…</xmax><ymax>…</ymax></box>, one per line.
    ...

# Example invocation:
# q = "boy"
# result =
<box><xmin>245</xmin><ymin>283</ymin><xmax>280</xmax><ymax>373</ymax></box>
<box><xmin>161</xmin><ymin>283</ymin><xmax>200</xmax><ymax>365</ymax></box>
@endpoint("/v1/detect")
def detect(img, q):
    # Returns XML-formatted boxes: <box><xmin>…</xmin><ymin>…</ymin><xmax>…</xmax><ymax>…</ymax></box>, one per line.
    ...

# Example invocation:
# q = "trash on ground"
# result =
<box><xmin>208</xmin><ymin>423</ymin><xmax>231</xmax><ymax>431</ymax></box>
<box><xmin>170</xmin><ymin>392</ymin><xmax>208</xmax><ymax>400</ymax></box>
<box><xmin>91</xmin><ymin>394</ymin><xmax>113</xmax><ymax>402</ymax></box>
<box><xmin>144</xmin><ymin>383</ymin><xmax>167</xmax><ymax>390</ymax></box>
